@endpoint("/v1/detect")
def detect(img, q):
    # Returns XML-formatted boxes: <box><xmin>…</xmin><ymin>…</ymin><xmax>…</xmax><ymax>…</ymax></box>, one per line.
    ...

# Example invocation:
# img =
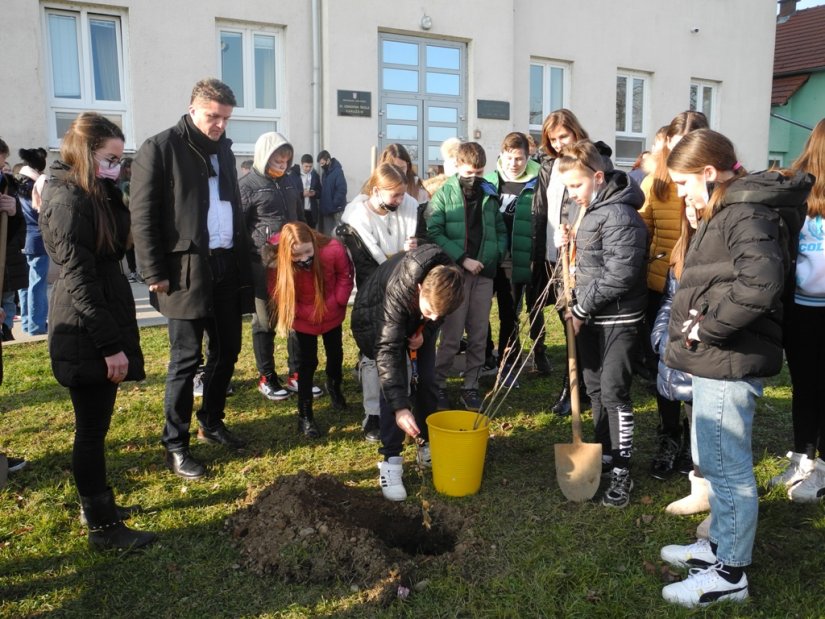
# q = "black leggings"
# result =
<box><xmin>293</xmin><ymin>326</ymin><xmax>343</xmax><ymax>403</ymax></box>
<box><xmin>784</xmin><ymin>302</ymin><xmax>825</xmax><ymax>456</ymax></box>
<box><xmin>70</xmin><ymin>382</ymin><xmax>118</xmax><ymax>497</ymax></box>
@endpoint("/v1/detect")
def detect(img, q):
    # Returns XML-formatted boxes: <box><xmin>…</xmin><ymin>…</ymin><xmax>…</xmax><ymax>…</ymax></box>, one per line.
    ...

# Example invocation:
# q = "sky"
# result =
<box><xmin>796</xmin><ymin>0</ymin><xmax>825</xmax><ymax>8</ymax></box>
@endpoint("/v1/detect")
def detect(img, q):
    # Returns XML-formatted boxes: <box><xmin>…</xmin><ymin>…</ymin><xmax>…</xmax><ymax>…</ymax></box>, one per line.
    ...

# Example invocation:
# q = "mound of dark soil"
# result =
<box><xmin>228</xmin><ymin>471</ymin><xmax>466</xmax><ymax>603</ymax></box>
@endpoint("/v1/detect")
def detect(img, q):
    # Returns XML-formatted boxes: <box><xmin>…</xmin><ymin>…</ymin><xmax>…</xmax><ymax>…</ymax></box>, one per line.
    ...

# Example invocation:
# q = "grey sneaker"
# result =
<box><xmin>459</xmin><ymin>388</ymin><xmax>482</xmax><ymax>411</ymax></box>
<box><xmin>602</xmin><ymin>467</ymin><xmax>633</xmax><ymax>508</ymax></box>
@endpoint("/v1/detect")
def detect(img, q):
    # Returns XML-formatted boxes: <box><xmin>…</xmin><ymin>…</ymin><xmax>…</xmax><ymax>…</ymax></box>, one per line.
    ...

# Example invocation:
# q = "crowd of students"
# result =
<box><xmin>2</xmin><ymin>76</ymin><xmax>824</xmax><ymax>609</ymax></box>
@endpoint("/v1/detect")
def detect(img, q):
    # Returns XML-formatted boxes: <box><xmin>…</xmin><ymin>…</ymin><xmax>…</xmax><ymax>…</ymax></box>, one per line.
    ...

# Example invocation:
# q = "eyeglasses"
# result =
<box><xmin>94</xmin><ymin>153</ymin><xmax>122</xmax><ymax>169</ymax></box>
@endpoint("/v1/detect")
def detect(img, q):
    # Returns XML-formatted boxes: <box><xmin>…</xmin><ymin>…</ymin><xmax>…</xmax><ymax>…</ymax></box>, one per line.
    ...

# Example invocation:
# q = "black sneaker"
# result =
<box><xmin>258</xmin><ymin>374</ymin><xmax>290</xmax><ymax>401</ymax></box>
<box><xmin>650</xmin><ymin>434</ymin><xmax>681</xmax><ymax>480</ymax></box>
<box><xmin>363</xmin><ymin>415</ymin><xmax>381</xmax><ymax>442</ymax></box>
<box><xmin>602</xmin><ymin>467</ymin><xmax>633</xmax><ymax>508</ymax></box>
<box><xmin>436</xmin><ymin>388</ymin><xmax>450</xmax><ymax>411</ymax></box>
<box><xmin>460</xmin><ymin>388</ymin><xmax>482</xmax><ymax>412</ymax></box>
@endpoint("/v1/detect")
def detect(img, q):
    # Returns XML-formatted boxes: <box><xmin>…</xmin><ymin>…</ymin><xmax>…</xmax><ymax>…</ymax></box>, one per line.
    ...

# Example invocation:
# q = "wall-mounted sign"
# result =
<box><xmin>337</xmin><ymin>90</ymin><xmax>372</xmax><ymax>117</ymax></box>
<box><xmin>477</xmin><ymin>99</ymin><xmax>510</xmax><ymax>120</ymax></box>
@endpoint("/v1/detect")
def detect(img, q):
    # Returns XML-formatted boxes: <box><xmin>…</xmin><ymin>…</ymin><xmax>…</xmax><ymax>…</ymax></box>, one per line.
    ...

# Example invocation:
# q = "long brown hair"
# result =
<box><xmin>540</xmin><ymin>109</ymin><xmax>589</xmax><ymax>157</ymax></box>
<box><xmin>666</xmin><ymin>129</ymin><xmax>747</xmax><ymax>220</ymax></box>
<box><xmin>378</xmin><ymin>144</ymin><xmax>417</xmax><ymax>194</ymax></box>
<box><xmin>669</xmin><ymin>208</ymin><xmax>698</xmax><ymax>280</ymax></box>
<box><xmin>270</xmin><ymin>222</ymin><xmax>330</xmax><ymax>336</ymax></box>
<box><xmin>791</xmin><ymin>118</ymin><xmax>825</xmax><ymax>217</ymax></box>
<box><xmin>651</xmin><ymin>111</ymin><xmax>709</xmax><ymax>202</ymax></box>
<box><xmin>60</xmin><ymin>112</ymin><xmax>125</xmax><ymax>252</ymax></box>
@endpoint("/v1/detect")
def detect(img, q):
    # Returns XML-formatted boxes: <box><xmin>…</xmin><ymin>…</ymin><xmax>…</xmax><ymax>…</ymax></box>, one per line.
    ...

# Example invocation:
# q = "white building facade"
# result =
<box><xmin>4</xmin><ymin>0</ymin><xmax>777</xmax><ymax>195</ymax></box>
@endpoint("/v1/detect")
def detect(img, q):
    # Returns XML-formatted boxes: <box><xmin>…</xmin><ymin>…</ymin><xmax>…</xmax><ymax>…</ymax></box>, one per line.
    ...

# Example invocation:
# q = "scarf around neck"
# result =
<box><xmin>182</xmin><ymin>113</ymin><xmax>235</xmax><ymax>203</ymax></box>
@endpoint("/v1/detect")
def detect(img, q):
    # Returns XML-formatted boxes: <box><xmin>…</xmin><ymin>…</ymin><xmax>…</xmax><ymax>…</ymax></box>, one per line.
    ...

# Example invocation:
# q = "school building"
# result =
<box><xmin>4</xmin><ymin>0</ymin><xmax>777</xmax><ymax>194</ymax></box>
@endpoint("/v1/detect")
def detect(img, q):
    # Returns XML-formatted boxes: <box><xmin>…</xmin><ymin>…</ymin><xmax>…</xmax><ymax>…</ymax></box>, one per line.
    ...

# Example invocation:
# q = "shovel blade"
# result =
<box><xmin>554</xmin><ymin>441</ymin><xmax>603</xmax><ymax>502</ymax></box>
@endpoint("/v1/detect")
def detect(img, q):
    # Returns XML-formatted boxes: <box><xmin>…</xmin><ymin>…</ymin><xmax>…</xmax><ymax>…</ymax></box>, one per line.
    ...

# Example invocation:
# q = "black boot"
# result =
<box><xmin>297</xmin><ymin>398</ymin><xmax>321</xmax><ymax>438</ymax></box>
<box><xmin>533</xmin><ymin>344</ymin><xmax>552</xmax><ymax>376</ymax></box>
<box><xmin>326</xmin><ymin>378</ymin><xmax>348</xmax><ymax>411</ymax></box>
<box><xmin>80</xmin><ymin>488</ymin><xmax>157</xmax><ymax>551</ymax></box>
<box><xmin>80</xmin><ymin>502</ymin><xmax>141</xmax><ymax>526</ymax></box>
<box><xmin>552</xmin><ymin>372</ymin><xmax>572</xmax><ymax>416</ymax></box>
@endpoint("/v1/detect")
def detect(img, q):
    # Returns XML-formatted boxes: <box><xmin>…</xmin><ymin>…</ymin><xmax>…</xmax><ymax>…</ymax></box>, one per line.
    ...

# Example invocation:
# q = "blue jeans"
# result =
<box><xmin>1</xmin><ymin>291</ymin><xmax>15</xmax><ymax>330</ymax></box>
<box><xmin>19</xmin><ymin>254</ymin><xmax>49</xmax><ymax>335</ymax></box>
<box><xmin>692</xmin><ymin>375</ymin><xmax>762</xmax><ymax>567</ymax></box>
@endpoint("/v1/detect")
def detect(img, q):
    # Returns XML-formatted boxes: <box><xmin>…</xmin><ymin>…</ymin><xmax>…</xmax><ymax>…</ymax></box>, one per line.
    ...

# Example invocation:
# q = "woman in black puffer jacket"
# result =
<box><xmin>659</xmin><ymin>129</ymin><xmax>811</xmax><ymax>608</ymax></box>
<box><xmin>40</xmin><ymin>113</ymin><xmax>156</xmax><ymax>551</ymax></box>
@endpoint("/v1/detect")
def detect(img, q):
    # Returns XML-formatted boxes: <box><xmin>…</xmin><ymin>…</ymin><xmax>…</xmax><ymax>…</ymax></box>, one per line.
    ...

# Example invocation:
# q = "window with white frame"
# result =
<box><xmin>615</xmin><ymin>70</ymin><xmax>650</xmax><ymax>164</ymax></box>
<box><xmin>43</xmin><ymin>6</ymin><xmax>130</xmax><ymax>148</ymax></box>
<box><xmin>689</xmin><ymin>79</ymin><xmax>718</xmax><ymax>127</ymax></box>
<box><xmin>218</xmin><ymin>24</ymin><xmax>283</xmax><ymax>153</ymax></box>
<box><xmin>529</xmin><ymin>60</ymin><xmax>570</xmax><ymax>142</ymax></box>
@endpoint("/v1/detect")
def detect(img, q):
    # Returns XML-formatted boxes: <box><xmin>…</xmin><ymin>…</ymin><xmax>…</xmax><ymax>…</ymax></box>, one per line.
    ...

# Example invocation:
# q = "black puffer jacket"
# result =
<box><xmin>665</xmin><ymin>170</ymin><xmax>811</xmax><ymax>379</ymax></box>
<box><xmin>40</xmin><ymin>162</ymin><xmax>145</xmax><ymax>387</ymax></box>
<box><xmin>531</xmin><ymin>141</ymin><xmax>614</xmax><ymax>264</ymax></box>
<box><xmin>351</xmin><ymin>244</ymin><xmax>453</xmax><ymax>412</ymax></box>
<box><xmin>569</xmin><ymin>170</ymin><xmax>648</xmax><ymax>324</ymax></box>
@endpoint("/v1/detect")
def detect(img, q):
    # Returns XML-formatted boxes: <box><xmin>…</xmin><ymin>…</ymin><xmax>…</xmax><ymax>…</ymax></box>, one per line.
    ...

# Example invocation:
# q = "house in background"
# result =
<box><xmin>769</xmin><ymin>0</ymin><xmax>825</xmax><ymax>167</ymax></box>
<box><xmin>4</xmin><ymin>0</ymin><xmax>777</xmax><ymax>191</ymax></box>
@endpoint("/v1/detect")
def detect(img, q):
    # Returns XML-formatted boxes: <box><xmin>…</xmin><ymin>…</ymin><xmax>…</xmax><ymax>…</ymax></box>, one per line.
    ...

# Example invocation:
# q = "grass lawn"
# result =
<box><xmin>1</xmin><ymin>312</ymin><xmax>823</xmax><ymax>618</ymax></box>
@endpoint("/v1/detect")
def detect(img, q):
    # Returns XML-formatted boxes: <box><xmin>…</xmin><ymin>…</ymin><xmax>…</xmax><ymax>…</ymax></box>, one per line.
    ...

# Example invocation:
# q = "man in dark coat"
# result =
<box><xmin>130</xmin><ymin>78</ymin><xmax>253</xmax><ymax>479</ymax></box>
<box><xmin>317</xmin><ymin>150</ymin><xmax>347</xmax><ymax>236</ymax></box>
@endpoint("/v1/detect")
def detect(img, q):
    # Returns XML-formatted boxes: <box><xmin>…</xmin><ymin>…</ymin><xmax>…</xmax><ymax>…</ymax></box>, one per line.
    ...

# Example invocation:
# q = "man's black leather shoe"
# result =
<box><xmin>197</xmin><ymin>423</ymin><xmax>247</xmax><ymax>450</ymax></box>
<box><xmin>165</xmin><ymin>449</ymin><xmax>206</xmax><ymax>479</ymax></box>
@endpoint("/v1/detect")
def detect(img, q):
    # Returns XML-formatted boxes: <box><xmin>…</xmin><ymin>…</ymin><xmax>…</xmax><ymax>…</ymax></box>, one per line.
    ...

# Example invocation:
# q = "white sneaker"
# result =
<box><xmin>378</xmin><ymin>457</ymin><xmax>406</xmax><ymax>501</ymax></box>
<box><xmin>787</xmin><ymin>457</ymin><xmax>825</xmax><ymax>503</ymax></box>
<box><xmin>696</xmin><ymin>514</ymin><xmax>711</xmax><ymax>540</ymax></box>
<box><xmin>192</xmin><ymin>370</ymin><xmax>205</xmax><ymax>397</ymax></box>
<box><xmin>769</xmin><ymin>451</ymin><xmax>805</xmax><ymax>487</ymax></box>
<box><xmin>661</xmin><ymin>537</ymin><xmax>716</xmax><ymax>569</ymax></box>
<box><xmin>416</xmin><ymin>442</ymin><xmax>432</xmax><ymax>468</ymax></box>
<box><xmin>662</xmin><ymin>563</ymin><xmax>748</xmax><ymax>608</ymax></box>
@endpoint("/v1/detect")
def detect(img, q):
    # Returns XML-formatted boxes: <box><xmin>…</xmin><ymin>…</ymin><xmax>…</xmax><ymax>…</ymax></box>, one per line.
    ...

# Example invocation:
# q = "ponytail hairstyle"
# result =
<box><xmin>652</xmin><ymin>111</ymin><xmax>709</xmax><ymax>202</ymax></box>
<box><xmin>557</xmin><ymin>140</ymin><xmax>607</xmax><ymax>176</ymax></box>
<box><xmin>669</xmin><ymin>207</ymin><xmax>698</xmax><ymax>280</ymax></box>
<box><xmin>540</xmin><ymin>109</ymin><xmax>589</xmax><ymax>157</ymax></box>
<box><xmin>270</xmin><ymin>222</ymin><xmax>331</xmax><ymax>336</ymax></box>
<box><xmin>791</xmin><ymin>118</ymin><xmax>825</xmax><ymax>217</ymax></box>
<box><xmin>666</xmin><ymin>129</ymin><xmax>747</xmax><ymax>220</ymax></box>
<box><xmin>60</xmin><ymin>112</ymin><xmax>125</xmax><ymax>252</ymax></box>
<box><xmin>378</xmin><ymin>144</ymin><xmax>417</xmax><ymax>195</ymax></box>
<box><xmin>360</xmin><ymin>162</ymin><xmax>408</xmax><ymax>197</ymax></box>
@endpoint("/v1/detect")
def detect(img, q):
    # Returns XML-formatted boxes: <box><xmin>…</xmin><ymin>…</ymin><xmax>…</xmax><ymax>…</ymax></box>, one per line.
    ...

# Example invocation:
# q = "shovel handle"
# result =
<box><xmin>560</xmin><ymin>238</ymin><xmax>584</xmax><ymax>445</ymax></box>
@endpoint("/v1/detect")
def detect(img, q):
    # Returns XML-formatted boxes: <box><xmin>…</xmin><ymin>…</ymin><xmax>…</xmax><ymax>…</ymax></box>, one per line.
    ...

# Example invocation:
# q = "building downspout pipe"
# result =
<box><xmin>311</xmin><ymin>0</ymin><xmax>321</xmax><ymax>159</ymax></box>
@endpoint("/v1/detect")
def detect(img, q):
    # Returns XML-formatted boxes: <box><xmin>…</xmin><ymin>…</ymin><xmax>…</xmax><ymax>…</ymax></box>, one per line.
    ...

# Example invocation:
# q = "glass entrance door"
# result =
<box><xmin>379</xmin><ymin>34</ymin><xmax>466</xmax><ymax>178</ymax></box>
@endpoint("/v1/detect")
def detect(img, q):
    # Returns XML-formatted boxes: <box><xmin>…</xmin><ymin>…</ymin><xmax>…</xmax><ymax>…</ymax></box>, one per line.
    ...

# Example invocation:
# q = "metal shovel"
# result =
<box><xmin>554</xmin><ymin>238</ymin><xmax>602</xmax><ymax>502</ymax></box>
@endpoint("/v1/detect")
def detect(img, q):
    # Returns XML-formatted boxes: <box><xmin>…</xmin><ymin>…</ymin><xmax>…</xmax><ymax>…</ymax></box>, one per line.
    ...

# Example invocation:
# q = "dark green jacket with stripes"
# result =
<box><xmin>426</xmin><ymin>175</ymin><xmax>506</xmax><ymax>279</ymax></box>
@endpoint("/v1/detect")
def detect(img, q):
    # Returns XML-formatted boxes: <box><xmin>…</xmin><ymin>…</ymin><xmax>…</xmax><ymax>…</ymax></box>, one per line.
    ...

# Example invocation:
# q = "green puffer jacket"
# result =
<box><xmin>485</xmin><ymin>159</ymin><xmax>540</xmax><ymax>284</ymax></box>
<box><xmin>426</xmin><ymin>175</ymin><xmax>506</xmax><ymax>279</ymax></box>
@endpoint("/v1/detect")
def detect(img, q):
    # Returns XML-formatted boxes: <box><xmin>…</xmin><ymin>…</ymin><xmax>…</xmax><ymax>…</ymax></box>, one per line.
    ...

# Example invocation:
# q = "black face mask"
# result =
<box><xmin>459</xmin><ymin>175</ymin><xmax>480</xmax><ymax>195</ymax></box>
<box><xmin>378</xmin><ymin>198</ymin><xmax>399</xmax><ymax>213</ymax></box>
<box><xmin>294</xmin><ymin>256</ymin><xmax>314</xmax><ymax>270</ymax></box>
